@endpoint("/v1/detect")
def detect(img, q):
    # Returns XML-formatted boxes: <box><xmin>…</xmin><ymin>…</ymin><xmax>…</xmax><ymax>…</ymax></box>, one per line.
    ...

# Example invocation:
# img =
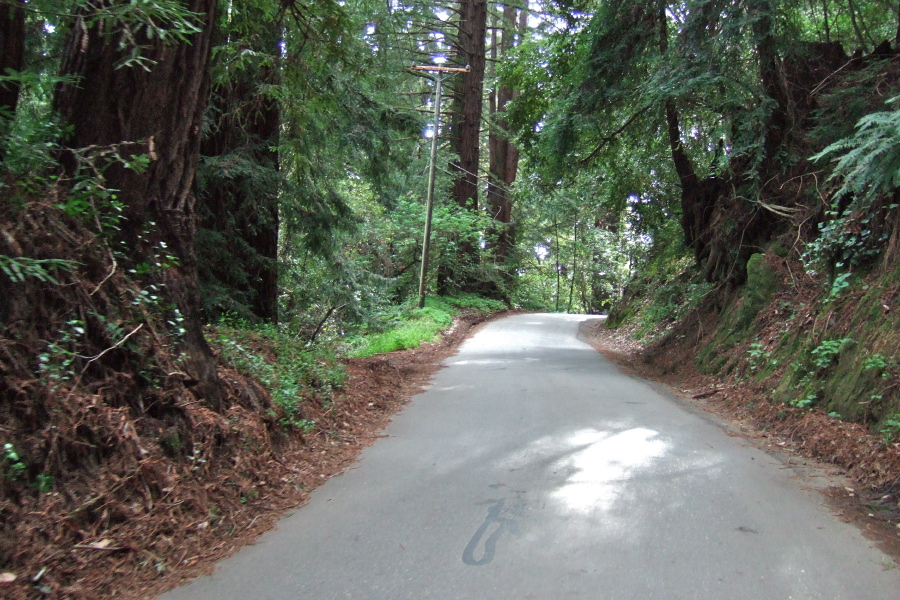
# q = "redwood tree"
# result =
<box><xmin>54</xmin><ymin>0</ymin><xmax>224</xmax><ymax>408</ymax></box>
<box><xmin>487</xmin><ymin>4</ymin><xmax>524</xmax><ymax>266</ymax></box>
<box><xmin>441</xmin><ymin>0</ymin><xmax>487</xmax><ymax>294</ymax></box>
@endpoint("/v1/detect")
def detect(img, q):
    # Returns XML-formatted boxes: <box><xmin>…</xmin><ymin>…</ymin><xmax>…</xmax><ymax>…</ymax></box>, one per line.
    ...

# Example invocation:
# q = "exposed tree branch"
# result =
<box><xmin>579</xmin><ymin>106</ymin><xmax>651</xmax><ymax>165</ymax></box>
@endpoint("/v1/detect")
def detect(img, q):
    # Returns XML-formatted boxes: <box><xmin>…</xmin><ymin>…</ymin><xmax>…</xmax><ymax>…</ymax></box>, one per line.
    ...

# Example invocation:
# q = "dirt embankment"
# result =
<box><xmin>1</xmin><ymin>310</ymin><xmax>508</xmax><ymax>600</ymax></box>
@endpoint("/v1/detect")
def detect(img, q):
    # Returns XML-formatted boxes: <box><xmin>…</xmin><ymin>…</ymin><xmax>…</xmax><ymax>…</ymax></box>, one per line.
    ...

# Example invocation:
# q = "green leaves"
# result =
<box><xmin>804</xmin><ymin>97</ymin><xmax>900</xmax><ymax>273</ymax></box>
<box><xmin>0</xmin><ymin>256</ymin><xmax>77</xmax><ymax>284</ymax></box>
<box><xmin>2</xmin><ymin>443</ymin><xmax>27</xmax><ymax>482</ymax></box>
<box><xmin>810</xmin><ymin>337</ymin><xmax>854</xmax><ymax>370</ymax></box>
<box><xmin>813</xmin><ymin>97</ymin><xmax>900</xmax><ymax>205</ymax></box>
<box><xmin>77</xmin><ymin>0</ymin><xmax>205</xmax><ymax>71</ymax></box>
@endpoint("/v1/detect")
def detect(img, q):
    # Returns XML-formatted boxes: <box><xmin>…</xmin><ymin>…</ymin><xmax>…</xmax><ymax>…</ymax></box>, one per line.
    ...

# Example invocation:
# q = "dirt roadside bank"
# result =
<box><xmin>1</xmin><ymin>310</ymin><xmax>511</xmax><ymax>600</ymax></box>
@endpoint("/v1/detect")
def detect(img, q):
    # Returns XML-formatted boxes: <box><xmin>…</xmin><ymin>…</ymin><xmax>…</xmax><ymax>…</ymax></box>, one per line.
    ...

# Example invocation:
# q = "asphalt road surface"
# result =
<box><xmin>160</xmin><ymin>313</ymin><xmax>900</xmax><ymax>600</ymax></box>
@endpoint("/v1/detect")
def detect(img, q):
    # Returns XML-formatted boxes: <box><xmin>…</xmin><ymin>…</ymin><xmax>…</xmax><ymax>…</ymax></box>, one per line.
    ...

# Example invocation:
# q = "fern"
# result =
<box><xmin>0</xmin><ymin>256</ymin><xmax>78</xmax><ymax>285</ymax></box>
<box><xmin>804</xmin><ymin>97</ymin><xmax>900</xmax><ymax>273</ymax></box>
<box><xmin>813</xmin><ymin>96</ymin><xmax>900</xmax><ymax>203</ymax></box>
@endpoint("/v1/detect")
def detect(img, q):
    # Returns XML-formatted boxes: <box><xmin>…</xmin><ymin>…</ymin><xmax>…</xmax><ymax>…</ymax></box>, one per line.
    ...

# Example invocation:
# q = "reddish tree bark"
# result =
<box><xmin>486</xmin><ymin>4</ymin><xmax>522</xmax><ymax>266</ymax></box>
<box><xmin>55</xmin><ymin>0</ymin><xmax>224</xmax><ymax>409</ymax></box>
<box><xmin>449</xmin><ymin>0</ymin><xmax>487</xmax><ymax>213</ymax></box>
<box><xmin>440</xmin><ymin>0</ymin><xmax>487</xmax><ymax>294</ymax></box>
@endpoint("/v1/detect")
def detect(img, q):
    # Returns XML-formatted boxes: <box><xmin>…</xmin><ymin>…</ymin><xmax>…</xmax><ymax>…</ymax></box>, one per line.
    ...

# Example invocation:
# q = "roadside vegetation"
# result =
<box><xmin>2</xmin><ymin>0</ymin><xmax>900</xmax><ymax>596</ymax></box>
<box><xmin>347</xmin><ymin>295</ymin><xmax>506</xmax><ymax>357</ymax></box>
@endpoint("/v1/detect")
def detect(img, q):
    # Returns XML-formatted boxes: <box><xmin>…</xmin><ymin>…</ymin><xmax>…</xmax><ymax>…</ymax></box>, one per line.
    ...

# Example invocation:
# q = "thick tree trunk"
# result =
<box><xmin>55</xmin><ymin>0</ymin><xmax>223</xmax><ymax>409</ymax></box>
<box><xmin>486</xmin><ymin>4</ymin><xmax>521</xmax><ymax>266</ymax></box>
<box><xmin>752</xmin><ymin>0</ymin><xmax>790</xmax><ymax>175</ymax></box>
<box><xmin>0</xmin><ymin>0</ymin><xmax>25</xmax><ymax>126</ymax></box>
<box><xmin>659</xmin><ymin>12</ymin><xmax>725</xmax><ymax>282</ymax></box>
<box><xmin>449</xmin><ymin>0</ymin><xmax>487</xmax><ymax>213</ymax></box>
<box><xmin>439</xmin><ymin>0</ymin><xmax>487</xmax><ymax>295</ymax></box>
<box><xmin>659</xmin><ymin>12</ymin><xmax>707</xmax><ymax>261</ymax></box>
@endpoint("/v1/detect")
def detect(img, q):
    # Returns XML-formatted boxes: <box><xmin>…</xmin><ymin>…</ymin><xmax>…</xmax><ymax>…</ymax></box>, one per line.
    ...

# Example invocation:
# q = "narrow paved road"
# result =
<box><xmin>160</xmin><ymin>314</ymin><xmax>900</xmax><ymax>600</ymax></box>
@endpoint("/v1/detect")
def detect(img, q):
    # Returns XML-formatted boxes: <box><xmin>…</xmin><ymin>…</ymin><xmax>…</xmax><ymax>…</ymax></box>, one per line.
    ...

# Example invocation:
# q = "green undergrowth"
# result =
<box><xmin>607</xmin><ymin>222</ymin><xmax>714</xmax><ymax>342</ymax></box>
<box><xmin>608</xmin><ymin>239</ymin><xmax>900</xmax><ymax>434</ymax></box>
<box><xmin>761</xmin><ymin>267</ymin><xmax>900</xmax><ymax>429</ymax></box>
<box><xmin>695</xmin><ymin>253</ymin><xmax>779</xmax><ymax>374</ymax></box>
<box><xmin>697</xmin><ymin>255</ymin><xmax>900</xmax><ymax>431</ymax></box>
<box><xmin>206</xmin><ymin>294</ymin><xmax>504</xmax><ymax>429</ymax></box>
<box><xmin>695</xmin><ymin>254</ymin><xmax>898</xmax><ymax>432</ymax></box>
<box><xmin>210</xmin><ymin>319</ymin><xmax>346</xmax><ymax>430</ymax></box>
<box><xmin>346</xmin><ymin>294</ymin><xmax>506</xmax><ymax>358</ymax></box>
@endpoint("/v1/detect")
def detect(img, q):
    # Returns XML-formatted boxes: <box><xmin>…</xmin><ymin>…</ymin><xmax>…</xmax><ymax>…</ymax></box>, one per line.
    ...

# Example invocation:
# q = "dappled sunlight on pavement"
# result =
<box><xmin>547</xmin><ymin>427</ymin><xmax>669</xmax><ymax>514</ymax></box>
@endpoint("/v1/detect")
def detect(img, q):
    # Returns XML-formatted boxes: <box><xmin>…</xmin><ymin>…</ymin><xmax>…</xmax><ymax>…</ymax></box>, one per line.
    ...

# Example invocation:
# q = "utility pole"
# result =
<box><xmin>410</xmin><ymin>64</ymin><xmax>469</xmax><ymax>309</ymax></box>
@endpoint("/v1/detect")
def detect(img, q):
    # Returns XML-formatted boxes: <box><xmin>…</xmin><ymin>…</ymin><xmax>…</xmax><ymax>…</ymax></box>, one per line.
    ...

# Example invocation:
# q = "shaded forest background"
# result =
<box><xmin>1</xmin><ymin>0</ymin><xmax>900</xmax><ymax>596</ymax></box>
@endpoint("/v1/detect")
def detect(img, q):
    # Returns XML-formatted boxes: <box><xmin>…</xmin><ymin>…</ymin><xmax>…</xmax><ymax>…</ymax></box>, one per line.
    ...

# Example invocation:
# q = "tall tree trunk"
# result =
<box><xmin>567</xmin><ymin>220</ymin><xmax>577</xmax><ymax>313</ymax></box>
<box><xmin>659</xmin><ymin>10</ymin><xmax>701</xmax><ymax>253</ymax></box>
<box><xmin>449</xmin><ymin>0</ymin><xmax>487</xmax><ymax>213</ymax></box>
<box><xmin>659</xmin><ymin>9</ymin><xmax>723</xmax><ymax>280</ymax></box>
<box><xmin>846</xmin><ymin>0</ymin><xmax>867</xmax><ymax>49</ymax></box>
<box><xmin>55</xmin><ymin>0</ymin><xmax>224</xmax><ymax>409</ymax></box>
<box><xmin>554</xmin><ymin>218</ymin><xmax>561</xmax><ymax>312</ymax></box>
<box><xmin>752</xmin><ymin>0</ymin><xmax>790</xmax><ymax>174</ymax></box>
<box><xmin>0</xmin><ymin>0</ymin><xmax>25</xmax><ymax>131</ymax></box>
<box><xmin>486</xmin><ymin>4</ymin><xmax>522</xmax><ymax>266</ymax></box>
<box><xmin>440</xmin><ymin>0</ymin><xmax>487</xmax><ymax>294</ymax></box>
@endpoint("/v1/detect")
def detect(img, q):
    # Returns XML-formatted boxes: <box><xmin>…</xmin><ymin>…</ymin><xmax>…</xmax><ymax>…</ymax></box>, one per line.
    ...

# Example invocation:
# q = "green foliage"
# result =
<box><xmin>736</xmin><ymin>254</ymin><xmax>778</xmax><ymax>329</ymax></box>
<box><xmin>792</xmin><ymin>393</ymin><xmax>817</xmax><ymax>409</ymax></box>
<box><xmin>511</xmin><ymin>171</ymin><xmax>657</xmax><ymax>315</ymax></box>
<box><xmin>810</xmin><ymin>337</ymin><xmax>854</xmax><ymax>370</ymax></box>
<box><xmin>0</xmin><ymin>438</ymin><xmax>49</xmax><ymax>493</ymax></box>
<box><xmin>634</xmin><ymin>278</ymin><xmax>711</xmax><ymax>341</ymax></box>
<box><xmin>346</xmin><ymin>294</ymin><xmax>503</xmax><ymax>358</ymax></box>
<box><xmin>813</xmin><ymin>97</ymin><xmax>900</xmax><ymax>206</ymax></box>
<box><xmin>212</xmin><ymin>321</ymin><xmax>346</xmax><ymax>430</ymax></box>
<box><xmin>37</xmin><ymin>318</ymin><xmax>85</xmax><ymax>389</ymax></box>
<box><xmin>747</xmin><ymin>341</ymin><xmax>770</xmax><ymax>373</ymax></box>
<box><xmin>880</xmin><ymin>414</ymin><xmax>900</xmax><ymax>444</ymax></box>
<box><xmin>440</xmin><ymin>293</ymin><xmax>506</xmax><ymax>313</ymax></box>
<box><xmin>608</xmin><ymin>219</ymin><xmax>710</xmax><ymax>337</ymax></box>
<box><xmin>347</xmin><ymin>298</ymin><xmax>455</xmax><ymax>358</ymax></box>
<box><xmin>2</xmin><ymin>443</ymin><xmax>27</xmax><ymax>482</ymax></box>
<box><xmin>807</xmin><ymin>96</ymin><xmax>900</xmax><ymax>273</ymax></box>
<box><xmin>0</xmin><ymin>256</ymin><xmax>77</xmax><ymax>284</ymax></box>
<box><xmin>779</xmin><ymin>336</ymin><xmax>856</xmax><ymax>409</ymax></box>
<box><xmin>35</xmin><ymin>472</ymin><xmax>54</xmax><ymax>493</ymax></box>
<box><xmin>825</xmin><ymin>272</ymin><xmax>854</xmax><ymax>302</ymax></box>
<box><xmin>76</xmin><ymin>0</ymin><xmax>205</xmax><ymax>70</ymax></box>
<box><xmin>0</xmin><ymin>115</ymin><xmax>64</xmax><ymax>204</ymax></box>
<box><xmin>863</xmin><ymin>353</ymin><xmax>896</xmax><ymax>375</ymax></box>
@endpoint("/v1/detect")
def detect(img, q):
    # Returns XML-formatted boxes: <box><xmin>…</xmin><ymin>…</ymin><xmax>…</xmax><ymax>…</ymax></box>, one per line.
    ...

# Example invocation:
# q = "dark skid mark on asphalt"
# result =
<box><xmin>462</xmin><ymin>497</ymin><xmax>522</xmax><ymax>566</ymax></box>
